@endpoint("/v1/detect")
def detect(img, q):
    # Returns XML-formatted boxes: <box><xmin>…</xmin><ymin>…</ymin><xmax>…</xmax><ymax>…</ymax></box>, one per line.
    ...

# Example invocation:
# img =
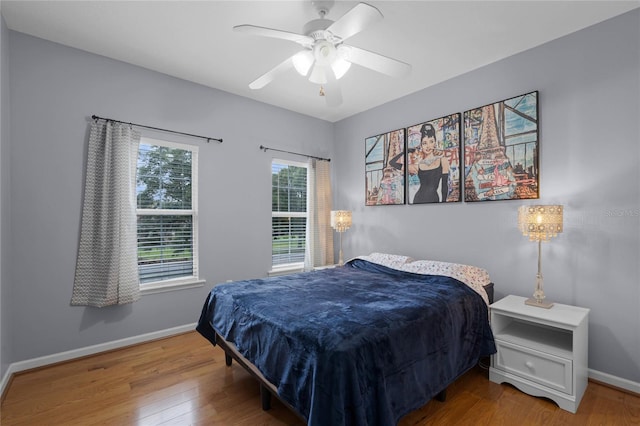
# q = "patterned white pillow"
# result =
<box><xmin>358</xmin><ymin>252</ymin><xmax>414</xmax><ymax>270</ymax></box>
<box><xmin>352</xmin><ymin>254</ymin><xmax>491</xmax><ymax>305</ymax></box>
<box><xmin>401</xmin><ymin>260</ymin><xmax>490</xmax><ymax>286</ymax></box>
<box><xmin>401</xmin><ymin>260</ymin><xmax>491</xmax><ymax>305</ymax></box>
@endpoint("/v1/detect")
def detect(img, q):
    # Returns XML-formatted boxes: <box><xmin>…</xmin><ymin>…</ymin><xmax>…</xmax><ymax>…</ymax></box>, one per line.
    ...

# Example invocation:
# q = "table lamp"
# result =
<box><xmin>330</xmin><ymin>210</ymin><xmax>352</xmax><ymax>266</ymax></box>
<box><xmin>518</xmin><ymin>205</ymin><xmax>563</xmax><ymax>308</ymax></box>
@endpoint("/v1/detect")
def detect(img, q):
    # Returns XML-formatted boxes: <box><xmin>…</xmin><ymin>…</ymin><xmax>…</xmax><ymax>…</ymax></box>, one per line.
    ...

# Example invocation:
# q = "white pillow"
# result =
<box><xmin>401</xmin><ymin>260</ymin><xmax>490</xmax><ymax>287</ymax></box>
<box><xmin>401</xmin><ymin>259</ymin><xmax>491</xmax><ymax>305</ymax></box>
<box><xmin>358</xmin><ymin>252</ymin><xmax>414</xmax><ymax>270</ymax></box>
<box><xmin>352</xmin><ymin>254</ymin><xmax>491</xmax><ymax>305</ymax></box>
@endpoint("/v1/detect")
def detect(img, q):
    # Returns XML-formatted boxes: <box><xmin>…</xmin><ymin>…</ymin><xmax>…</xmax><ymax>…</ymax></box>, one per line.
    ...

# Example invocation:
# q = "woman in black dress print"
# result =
<box><xmin>411</xmin><ymin>123</ymin><xmax>450</xmax><ymax>203</ymax></box>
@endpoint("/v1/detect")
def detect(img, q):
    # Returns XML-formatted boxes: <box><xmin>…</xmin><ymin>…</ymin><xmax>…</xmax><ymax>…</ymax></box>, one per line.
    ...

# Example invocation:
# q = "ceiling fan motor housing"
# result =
<box><xmin>303</xmin><ymin>18</ymin><xmax>335</xmax><ymax>42</ymax></box>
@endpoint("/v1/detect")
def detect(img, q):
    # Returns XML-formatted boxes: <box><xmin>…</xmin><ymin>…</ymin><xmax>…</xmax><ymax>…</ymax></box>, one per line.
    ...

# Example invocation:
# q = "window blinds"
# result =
<box><xmin>271</xmin><ymin>161</ymin><xmax>308</xmax><ymax>266</ymax></box>
<box><xmin>136</xmin><ymin>139</ymin><xmax>198</xmax><ymax>283</ymax></box>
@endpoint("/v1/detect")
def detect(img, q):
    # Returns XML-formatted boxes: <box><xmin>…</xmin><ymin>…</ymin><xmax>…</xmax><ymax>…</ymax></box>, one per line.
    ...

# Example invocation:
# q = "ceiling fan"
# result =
<box><xmin>234</xmin><ymin>1</ymin><xmax>411</xmax><ymax>106</ymax></box>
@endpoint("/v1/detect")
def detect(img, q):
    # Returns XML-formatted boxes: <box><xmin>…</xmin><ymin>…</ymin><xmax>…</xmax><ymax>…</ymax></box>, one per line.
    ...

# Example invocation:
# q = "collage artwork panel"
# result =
<box><xmin>407</xmin><ymin>113</ymin><xmax>461</xmax><ymax>204</ymax></box>
<box><xmin>365</xmin><ymin>128</ymin><xmax>405</xmax><ymax>205</ymax></box>
<box><xmin>463</xmin><ymin>91</ymin><xmax>539</xmax><ymax>201</ymax></box>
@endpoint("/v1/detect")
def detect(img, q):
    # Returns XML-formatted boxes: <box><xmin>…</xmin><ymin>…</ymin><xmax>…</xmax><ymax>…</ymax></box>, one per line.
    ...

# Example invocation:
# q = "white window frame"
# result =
<box><xmin>269</xmin><ymin>159</ymin><xmax>308</xmax><ymax>275</ymax></box>
<box><xmin>137</xmin><ymin>137</ymin><xmax>203</xmax><ymax>294</ymax></box>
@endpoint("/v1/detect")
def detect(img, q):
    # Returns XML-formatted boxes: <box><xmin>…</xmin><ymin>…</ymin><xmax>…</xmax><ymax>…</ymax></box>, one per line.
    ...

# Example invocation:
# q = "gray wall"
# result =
<box><xmin>333</xmin><ymin>9</ymin><xmax>640</xmax><ymax>382</ymax></box>
<box><xmin>6</xmin><ymin>31</ymin><xmax>332</xmax><ymax>362</ymax></box>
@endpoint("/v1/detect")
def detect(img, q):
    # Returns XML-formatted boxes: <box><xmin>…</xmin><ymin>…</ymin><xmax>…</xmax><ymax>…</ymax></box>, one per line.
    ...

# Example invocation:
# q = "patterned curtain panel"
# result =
<box><xmin>71</xmin><ymin>120</ymin><xmax>141</xmax><ymax>307</ymax></box>
<box><xmin>304</xmin><ymin>159</ymin><xmax>334</xmax><ymax>269</ymax></box>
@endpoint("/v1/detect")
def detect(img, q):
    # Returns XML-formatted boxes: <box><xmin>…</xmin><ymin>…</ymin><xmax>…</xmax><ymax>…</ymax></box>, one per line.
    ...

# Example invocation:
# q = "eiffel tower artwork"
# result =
<box><xmin>365</xmin><ymin>128</ymin><xmax>406</xmax><ymax>205</ymax></box>
<box><xmin>464</xmin><ymin>91</ymin><xmax>539</xmax><ymax>201</ymax></box>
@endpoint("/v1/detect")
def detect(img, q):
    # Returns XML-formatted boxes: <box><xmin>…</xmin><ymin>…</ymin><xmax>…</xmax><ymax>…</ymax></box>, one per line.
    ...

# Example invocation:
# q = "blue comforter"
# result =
<box><xmin>197</xmin><ymin>259</ymin><xmax>495</xmax><ymax>426</ymax></box>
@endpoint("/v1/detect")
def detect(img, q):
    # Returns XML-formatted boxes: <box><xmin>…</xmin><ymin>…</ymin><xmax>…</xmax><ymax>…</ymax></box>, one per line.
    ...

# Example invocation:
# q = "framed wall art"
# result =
<box><xmin>463</xmin><ymin>91</ymin><xmax>539</xmax><ymax>202</ymax></box>
<box><xmin>365</xmin><ymin>128</ymin><xmax>405</xmax><ymax>206</ymax></box>
<box><xmin>407</xmin><ymin>113</ymin><xmax>461</xmax><ymax>204</ymax></box>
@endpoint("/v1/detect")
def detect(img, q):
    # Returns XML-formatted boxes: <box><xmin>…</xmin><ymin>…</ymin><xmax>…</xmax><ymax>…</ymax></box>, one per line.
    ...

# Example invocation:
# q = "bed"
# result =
<box><xmin>196</xmin><ymin>253</ymin><xmax>496</xmax><ymax>426</ymax></box>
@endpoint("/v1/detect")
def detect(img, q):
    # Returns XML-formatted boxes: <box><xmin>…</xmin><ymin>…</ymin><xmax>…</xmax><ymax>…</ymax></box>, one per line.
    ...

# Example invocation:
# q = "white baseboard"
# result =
<box><xmin>589</xmin><ymin>368</ymin><xmax>640</xmax><ymax>395</ymax></box>
<box><xmin>3</xmin><ymin>326</ymin><xmax>638</xmax><ymax>401</ymax></box>
<box><xmin>1</xmin><ymin>322</ymin><xmax>197</xmax><ymax>398</ymax></box>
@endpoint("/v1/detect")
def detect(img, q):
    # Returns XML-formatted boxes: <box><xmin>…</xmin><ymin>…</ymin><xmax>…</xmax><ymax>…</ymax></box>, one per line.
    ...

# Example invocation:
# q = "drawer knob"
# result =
<box><xmin>525</xmin><ymin>361</ymin><xmax>535</xmax><ymax>369</ymax></box>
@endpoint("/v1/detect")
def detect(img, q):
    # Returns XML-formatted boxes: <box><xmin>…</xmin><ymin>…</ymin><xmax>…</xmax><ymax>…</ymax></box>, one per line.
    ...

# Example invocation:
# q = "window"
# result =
<box><xmin>136</xmin><ymin>137</ymin><xmax>199</xmax><ymax>289</ymax></box>
<box><xmin>271</xmin><ymin>160</ymin><xmax>308</xmax><ymax>269</ymax></box>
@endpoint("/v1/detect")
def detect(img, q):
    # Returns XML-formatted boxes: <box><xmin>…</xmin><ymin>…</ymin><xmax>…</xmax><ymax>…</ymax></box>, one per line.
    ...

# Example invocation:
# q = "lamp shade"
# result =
<box><xmin>331</xmin><ymin>46</ymin><xmax>352</xmax><ymax>79</ymax></box>
<box><xmin>292</xmin><ymin>50</ymin><xmax>314</xmax><ymax>76</ymax></box>
<box><xmin>518</xmin><ymin>205</ymin><xmax>563</xmax><ymax>242</ymax></box>
<box><xmin>309</xmin><ymin>64</ymin><xmax>328</xmax><ymax>84</ymax></box>
<box><xmin>330</xmin><ymin>210</ymin><xmax>352</xmax><ymax>232</ymax></box>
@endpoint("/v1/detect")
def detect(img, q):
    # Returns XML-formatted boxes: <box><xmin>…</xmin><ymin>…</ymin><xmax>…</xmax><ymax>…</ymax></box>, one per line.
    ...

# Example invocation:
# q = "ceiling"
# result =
<box><xmin>1</xmin><ymin>1</ymin><xmax>638</xmax><ymax>122</ymax></box>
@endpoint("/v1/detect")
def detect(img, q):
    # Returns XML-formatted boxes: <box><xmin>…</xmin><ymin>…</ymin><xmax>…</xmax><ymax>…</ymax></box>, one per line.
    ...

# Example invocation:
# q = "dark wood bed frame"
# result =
<box><xmin>215</xmin><ymin>282</ymin><xmax>495</xmax><ymax>419</ymax></box>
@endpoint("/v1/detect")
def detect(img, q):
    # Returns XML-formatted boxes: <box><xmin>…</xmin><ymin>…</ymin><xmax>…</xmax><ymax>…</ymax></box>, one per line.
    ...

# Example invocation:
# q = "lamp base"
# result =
<box><xmin>525</xmin><ymin>298</ymin><xmax>554</xmax><ymax>309</ymax></box>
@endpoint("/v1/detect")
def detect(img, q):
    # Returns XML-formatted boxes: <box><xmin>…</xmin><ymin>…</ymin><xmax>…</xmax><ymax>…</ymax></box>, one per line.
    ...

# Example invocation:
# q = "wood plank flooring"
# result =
<box><xmin>2</xmin><ymin>331</ymin><xmax>639</xmax><ymax>425</ymax></box>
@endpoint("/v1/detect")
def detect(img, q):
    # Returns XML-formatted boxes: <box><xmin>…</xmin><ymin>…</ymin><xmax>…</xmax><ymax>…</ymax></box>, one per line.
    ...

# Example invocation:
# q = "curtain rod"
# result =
<box><xmin>91</xmin><ymin>115</ymin><xmax>223</xmax><ymax>143</ymax></box>
<box><xmin>259</xmin><ymin>145</ymin><xmax>330</xmax><ymax>162</ymax></box>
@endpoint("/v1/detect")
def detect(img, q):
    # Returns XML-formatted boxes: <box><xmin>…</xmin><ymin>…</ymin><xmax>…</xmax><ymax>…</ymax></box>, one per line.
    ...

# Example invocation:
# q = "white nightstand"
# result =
<box><xmin>489</xmin><ymin>295</ymin><xmax>589</xmax><ymax>413</ymax></box>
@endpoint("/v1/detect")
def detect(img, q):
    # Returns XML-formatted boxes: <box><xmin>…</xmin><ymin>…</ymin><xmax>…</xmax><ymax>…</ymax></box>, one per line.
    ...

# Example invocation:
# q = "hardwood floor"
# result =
<box><xmin>2</xmin><ymin>331</ymin><xmax>639</xmax><ymax>425</ymax></box>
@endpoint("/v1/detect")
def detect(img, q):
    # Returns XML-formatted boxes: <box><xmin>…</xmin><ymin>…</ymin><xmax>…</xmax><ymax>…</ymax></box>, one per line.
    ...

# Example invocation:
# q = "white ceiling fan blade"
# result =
<box><xmin>234</xmin><ymin>24</ymin><xmax>314</xmax><ymax>47</ymax></box>
<box><xmin>326</xmin><ymin>3</ymin><xmax>383</xmax><ymax>42</ymax></box>
<box><xmin>249</xmin><ymin>56</ymin><xmax>294</xmax><ymax>89</ymax></box>
<box><xmin>342</xmin><ymin>45</ymin><xmax>411</xmax><ymax>78</ymax></box>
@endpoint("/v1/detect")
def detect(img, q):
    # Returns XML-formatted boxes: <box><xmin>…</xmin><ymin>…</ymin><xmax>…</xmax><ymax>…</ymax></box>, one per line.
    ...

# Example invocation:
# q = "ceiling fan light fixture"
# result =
<box><xmin>292</xmin><ymin>50</ymin><xmax>314</xmax><ymax>76</ymax></box>
<box><xmin>309</xmin><ymin>64</ymin><xmax>328</xmax><ymax>84</ymax></box>
<box><xmin>331</xmin><ymin>57</ymin><xmax>351</xmax><ymax>79</ymax></box>
<box><xmin>331</xmin><ymin>44</ymin><xmax>352</xmax><ymax>79</ymax></box>
<box><xmin>313</xmin><ymin>41</ymin><xmax>336</xmax><ymax>66</ymax></box>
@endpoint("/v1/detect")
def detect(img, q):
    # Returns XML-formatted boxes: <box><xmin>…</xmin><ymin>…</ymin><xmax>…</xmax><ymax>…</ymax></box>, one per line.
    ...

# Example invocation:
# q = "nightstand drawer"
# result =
<box><xmin>495</xmin><ymin>339</ymin><xmax>572</xmax><ymax>394</ymax></box>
